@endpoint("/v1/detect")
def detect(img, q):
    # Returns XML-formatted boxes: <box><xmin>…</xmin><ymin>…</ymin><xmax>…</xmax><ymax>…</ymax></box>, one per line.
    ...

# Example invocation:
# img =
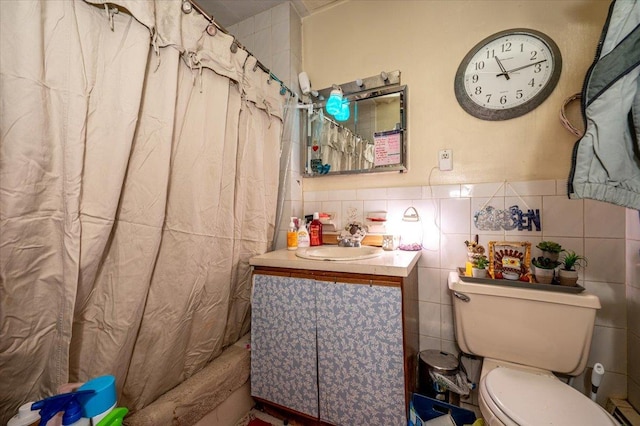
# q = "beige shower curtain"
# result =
<box><xmin>0</xmin><ymin>0</ymin><xmax>285</xmax><ymax>421</ymax></box>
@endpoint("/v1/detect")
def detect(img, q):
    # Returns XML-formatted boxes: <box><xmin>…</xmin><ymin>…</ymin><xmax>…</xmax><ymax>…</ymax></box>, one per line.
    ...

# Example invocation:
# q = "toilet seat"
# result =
<box><xmin>480</xmin><ymin>366</ymin><xmax>617</xmax><ymax>426</ymax></box>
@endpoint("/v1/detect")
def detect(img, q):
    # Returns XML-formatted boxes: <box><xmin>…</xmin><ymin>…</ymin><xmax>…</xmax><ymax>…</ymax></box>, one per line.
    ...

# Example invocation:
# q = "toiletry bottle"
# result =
<box><xmin>309</xmin><ymin>212</ymin><xmax>323</xmax><ymax>246</ymax></box>
<box><xmin>297</xmin><ymin>219</ymin><xmax>310</xmax><ymax>248</ymax></box>
<box><xmin>287</xmin><ymin>217</ymin><xmax>298</xmax><ymax>251</ymax></box>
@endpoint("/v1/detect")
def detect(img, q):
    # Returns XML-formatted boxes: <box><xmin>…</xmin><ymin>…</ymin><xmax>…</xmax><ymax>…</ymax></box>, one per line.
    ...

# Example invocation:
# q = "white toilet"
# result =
<box><xmin>448</xmin><ymin>272</ymin><xmax>618</xmax><ymax>425</ymax></box>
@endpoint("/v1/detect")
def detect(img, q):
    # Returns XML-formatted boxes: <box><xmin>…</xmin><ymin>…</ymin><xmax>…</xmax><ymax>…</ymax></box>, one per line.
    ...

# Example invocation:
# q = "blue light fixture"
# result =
<box><xmin>335</xmin><ymin>99</ymin><xmax>350</xmax><ymax>121</ymax></box>
<box><xmin>325</xmin><ymin>86</ymin><xmax>343</xmax><ymax>116</ymax></box>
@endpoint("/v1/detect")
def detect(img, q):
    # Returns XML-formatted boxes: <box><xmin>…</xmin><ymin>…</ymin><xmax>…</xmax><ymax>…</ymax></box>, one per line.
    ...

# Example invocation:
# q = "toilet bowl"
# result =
<box><xmin>448</xmin><ymin>272</ymin><xmax>617</xmax><ymax>426</ymax></box>
<box><xmin>478</xmin><ymin>359</ymin><xmax>617</xmax><ymax>426</ymax></box>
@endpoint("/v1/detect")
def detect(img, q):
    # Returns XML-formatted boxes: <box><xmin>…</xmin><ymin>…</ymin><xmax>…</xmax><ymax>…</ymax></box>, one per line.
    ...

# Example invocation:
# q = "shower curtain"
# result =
<box><xmin>0</xmin><ymin>0</ymin><xmax>286</xmax><ymax>421</ymax></box>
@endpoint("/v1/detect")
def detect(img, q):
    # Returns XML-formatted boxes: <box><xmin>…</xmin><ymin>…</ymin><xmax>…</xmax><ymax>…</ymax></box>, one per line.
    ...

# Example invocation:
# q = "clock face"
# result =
<box><xmin>454</xmin><ymin>29</ymin><xmax>562</xmax><ymax>120</ymax></box>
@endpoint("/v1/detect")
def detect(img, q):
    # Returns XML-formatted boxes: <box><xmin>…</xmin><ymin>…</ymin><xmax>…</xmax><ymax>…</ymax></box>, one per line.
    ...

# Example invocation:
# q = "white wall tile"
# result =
<box><xmin>628</xmin><ymin>285</ymin><xmax>640</xmax><ymax>337</ymax></box>
<box><xmin>418</xmin><ymin>244</ymin><xmax>440</xmax><ymax>269</ymax></box>
<box><xmin>584</xmin><ymin>281</ymin><xmax>627</xmax><ymax>329</ymax></box>
<box><xmin>418</xmin><ymin>267</ymin><xmax>440</xmax><ymax>303</ymax></box>
<box><xmin>237</xmin><ymin>17</ymin><xmax>255</xmax><ymax>38</ymax></box>
<box><xmin>571</xmin><ymin>368</ymin><xmax>628</xmax><ymax>406</ymax></box>
<box><xmin>630</xmin><ymin>377</ymin><xmax>640</xmax><ymax>412</ymax></box>
<box><xmin>506</xmin><ymin>180</ymin><xmax>556</xmax><ymax>196</ymax></box>
<box><xmin>430</xmin><ymin>184</ymin><xmax>461</xmax><ymax>199</ymax></box>
<box><xmin>363</xmin><ymin>200</ymin><xmax>388</xmax><ymax>217</ymax></box>
<box><xmin>254</xmin><ymin>9</ymin><xmax>272</xmax><ymax>32</ymax></box>
<box><xmin>542</xmin><ymin>196</ymin><xmax>584</xmax><ymax>237</ymax></box>
<box><xmin>627</xmin><ymin>239</ymin><xmax>640</xmax><ymax>289</ymax></box>
<box><xmin>329</xmin><ymin>189</ymin><xmax>357</xmax><ymax>201</ymax></box>
<box><xmin>584</xmin><ymin>238</ymin><xmax>626</xmax><ymax>283</ymax></box>
<box><xmin>319</xmin><ymin>200</ymin><xmax>341</xmax><ymax>225</ymax></box>
<box><xmin>388</xmin><ymin>186</ymin><xmax>422</xmax><ymax>200</ymax></box>
<box><xmin>441</xmin><ymin>304</ymin><xmax>455</xmax><ymax>341</ymax></box>
<box><xmin>629</xmin><ymin>331</ymin><xmax>640</xmax><ymax>385</ymax></box>
<box><xmin>271</xmin><ymin>1</ymin><xmax>290</xmax><ymax>24</ymax></box>
<box><xmin>419</xmin><ymin>335</ymin><xmax>442</xmax><ymax>352</ymax></box>
<box><xmin>628</xmin><ymin>209</ymin><xmax>640</xmax><ymax>240</ymax></box>
<box><xmin>441</xmin><ymin>198</ymin><xmax>471</xmax><ymax>235</ymax></box>
<box><xmin>271</xmin><ymin>21</ymin><xmax>290</xmax><ymax>54</ymax></box>
<box><xmin>341</xmin><ymin>200</ymin><xmax>364</xmax><ymax>226</ymax></box>
<box><xmin>357</xmin><ymin>187</ymin><xmax>388</xmax><ymax>200</ymax></box>
<box><xmin>461</xmin><ymin>182</ymin><xmax>505</xmax><ymax>198</ymax></box>
<box><xmin>441</xmin><ymin>234</ymin><xmax>471</xmax><ymax>270</ymax></box>
<box><xmin>441</xmin><ymin>340</ymin><xmax>460</xmax><ymax>357</ymax></box>
<box><xmin>556</xmin><ymin>179</ymin><xmax>568</xmax><ymax>195</ymax></box>
<box><xmin>588</xmin><ymin>326</ymin><xmax>627</xmax><ymax>375</ymax></box>
<box><xmin>252</xmin><ymin>27</ymin><xmax>272</xmax><ymax>64</ymax></box>
<box><xmin>585</xmin><ymin>199</ymin><xmax>626</xmax><ymax>238</ymax></box>
<box><xmin>419</xmin><ymin>301</ymin><xmax>441</xmax><ymax>339</ymax></box>
<box><xmin>304</xmin><ymin>191</ymin><xmax>328</xmax><ymax>202</ymax></box>
<box><xmin>440</xmin><ymin>269</ymin><xmax>454</xmax><ymax>305</ymax></box>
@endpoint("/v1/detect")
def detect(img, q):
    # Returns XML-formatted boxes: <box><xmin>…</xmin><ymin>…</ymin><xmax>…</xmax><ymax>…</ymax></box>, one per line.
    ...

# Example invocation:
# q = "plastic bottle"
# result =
<box><xmin>309</xmin><ymin>212</ymin><xmax>323</xmax><ymax>246</ymax></box>
<box><xmin>297</xmin><ymin>219</ymin><xmax>310</xmax><ymax>248</ymax></box>
<box><xmin>287</xmin><ymin>217</ymin><xmax>298</xmax><ymax>251</ymax></box>
<box><xmin>7</xmin><ymin>401</ymin><xmax>40</xmax><ymax>426</ymax></box>
<box><xmin>77</xmin><ymin>375</ymin><xmax>122</xmax><ymax>426</ymax></box>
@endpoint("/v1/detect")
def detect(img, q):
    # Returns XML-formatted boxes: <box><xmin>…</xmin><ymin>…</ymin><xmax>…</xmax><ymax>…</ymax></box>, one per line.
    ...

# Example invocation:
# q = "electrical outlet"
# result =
<box><xmin>439</xmin><ymin>149</ymin><xmax>453</xmax><ymax>171</ymax></box>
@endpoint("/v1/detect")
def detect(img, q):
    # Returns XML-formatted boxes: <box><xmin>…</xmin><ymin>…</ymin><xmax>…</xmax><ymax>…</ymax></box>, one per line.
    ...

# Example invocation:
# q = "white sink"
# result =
<box><xmin>295</xmin><ymin>246</ymin><xmax>383</xmax><ymax>261</ymax></box>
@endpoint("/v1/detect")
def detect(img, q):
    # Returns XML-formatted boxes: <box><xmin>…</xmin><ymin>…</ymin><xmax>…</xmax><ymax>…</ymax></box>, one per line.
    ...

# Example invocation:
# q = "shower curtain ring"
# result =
<box><xmin>182</xmin><ymin>1</ymin><xmax>193</xmax><ymax>14</ymax></box>
<box><xmin>206</xmin><ymin>23</ymin><xmax>217</xmax><ymax>36</ymax></box>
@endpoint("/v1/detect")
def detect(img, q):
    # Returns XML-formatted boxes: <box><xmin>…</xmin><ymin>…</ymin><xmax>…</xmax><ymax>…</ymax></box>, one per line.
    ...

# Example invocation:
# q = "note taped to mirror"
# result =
<box><xmin>374</xmin><ymin>130</ymin><xmax>402</xmax><ymax>166</ymax></box>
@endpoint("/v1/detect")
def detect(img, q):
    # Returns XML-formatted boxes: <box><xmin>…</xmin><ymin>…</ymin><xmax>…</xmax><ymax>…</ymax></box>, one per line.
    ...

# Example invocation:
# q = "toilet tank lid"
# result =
<box><xmin>448</xmin><ymin>272</ymin><xmax>600</xmax><ymax>309</ymax></box>
<box><xmin>485</xmin><ymin>367</ymin><xmax>617</xmax><ymax>426</ymax></box>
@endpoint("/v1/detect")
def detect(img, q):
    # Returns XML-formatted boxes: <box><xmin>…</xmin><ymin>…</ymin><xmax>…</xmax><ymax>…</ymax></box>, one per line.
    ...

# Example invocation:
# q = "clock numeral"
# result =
<box><xmin>475</xmin><ymin>61</ymin><xmax>485</xmax><ymax>70</ymax></box>
<box><xmin>500</xmin><ymin>95</ymin><xmax>507</xmax><ymax>105</ymax></box>
<box><xmin>528</xmin><ymin>78</ymin><xmax>535</xmax><ymax>87</ymax></box>
<box><xmin>534</xmin><ymin>63</ymin><xmax>542</xmax><ymax>73</ymax></box>
<box><xmin>472</xmin><ymin>74</ymin><xmax>479</xmax><ymax>83</ymax></box>
<box><xmin>485</xmin><ymin>94</ymin><xmax>492</xmax><ymax>103</ymax></box>
<box><xmin>516</xmin><ymin>90</ymin><xmax>523</xmax><ymax>99</ymax></box>
<box><xmin>501</xmin><ymin>42</ymin><xmax>512</xmax><ymax>52</ymax></box>
<box><xmin>486</xmin><ymin>49</ymin><xmax>495</xmax><ymax>59</ymax></box>
<box><xmin>530</xmin><ymin>50</ymin><xmax>538</xmax><ymax>61</ymax></box>
<box><xmin>520</xmin><ymin>43</ymin><xmax>524</xmax><ymax>52</ymax></box>
<box><xmin>475</xmin><ymin>86</ymin><xmax>482</xmax><ymax>95</ymax></box>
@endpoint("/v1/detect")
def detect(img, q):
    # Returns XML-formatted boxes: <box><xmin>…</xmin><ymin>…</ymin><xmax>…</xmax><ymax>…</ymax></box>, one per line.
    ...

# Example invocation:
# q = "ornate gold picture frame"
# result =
<box><xmin>488</xmin><ymin>241</ymin><xmax>532</xmax><ymax>282</ymax></box>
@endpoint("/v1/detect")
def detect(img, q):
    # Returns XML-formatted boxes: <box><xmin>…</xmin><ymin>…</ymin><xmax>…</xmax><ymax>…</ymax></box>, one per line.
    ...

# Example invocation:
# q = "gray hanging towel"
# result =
<box><xmin>568</xmin><ymin>0</ymin><xmax>640</xmax><ymax>210</ymax></box>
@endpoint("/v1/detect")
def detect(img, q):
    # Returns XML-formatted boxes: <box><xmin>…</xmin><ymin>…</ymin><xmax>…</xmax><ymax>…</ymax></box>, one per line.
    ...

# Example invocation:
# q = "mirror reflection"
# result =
<box><xmin>304</xmin><ymin>85</ymin><xmax>407</xmax><ymax>176</ymax></box>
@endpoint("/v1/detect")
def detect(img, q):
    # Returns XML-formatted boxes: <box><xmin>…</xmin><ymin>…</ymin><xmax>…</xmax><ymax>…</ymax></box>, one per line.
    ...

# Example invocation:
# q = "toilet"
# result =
<box><xmin>448</xmin><ymin>272</ymin><xmax>618</xmax><ymax>425</ymax></box>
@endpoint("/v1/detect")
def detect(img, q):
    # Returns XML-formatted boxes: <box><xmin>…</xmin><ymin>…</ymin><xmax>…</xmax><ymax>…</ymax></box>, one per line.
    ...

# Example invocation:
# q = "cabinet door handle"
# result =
<box><xmin>453</xmin><ymin>291</ymin><xmax>470</xmax><ymax>302</ymax></box>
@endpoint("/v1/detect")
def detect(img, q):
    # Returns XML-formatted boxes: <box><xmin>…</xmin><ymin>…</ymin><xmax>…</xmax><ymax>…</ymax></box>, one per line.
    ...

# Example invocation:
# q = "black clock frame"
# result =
<box><xmin>454</xmin><ymin>28</ymin><xmax>562</xmax><ymax>121</ymax></box>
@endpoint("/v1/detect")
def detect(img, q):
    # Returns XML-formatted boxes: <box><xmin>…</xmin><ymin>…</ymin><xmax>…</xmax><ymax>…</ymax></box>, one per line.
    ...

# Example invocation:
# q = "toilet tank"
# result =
<box><xmin>448</xmin><ymin>272</ymin><xmax>601</xmax><ymax>376</ymax></box>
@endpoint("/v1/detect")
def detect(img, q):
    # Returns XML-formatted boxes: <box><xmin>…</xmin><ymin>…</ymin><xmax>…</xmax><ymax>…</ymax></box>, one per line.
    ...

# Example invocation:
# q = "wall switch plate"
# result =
<box><xmin>439</xmin><ymin>149</ymin><xmax>453</xmax><ymax>171</ymax></box>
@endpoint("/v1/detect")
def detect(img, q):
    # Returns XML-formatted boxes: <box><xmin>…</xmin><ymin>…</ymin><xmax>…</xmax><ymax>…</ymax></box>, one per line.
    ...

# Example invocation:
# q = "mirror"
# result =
<box><xmin>304</xmin><ymin>84</ymin><xmax>407</xmax><ymax>176</ymax></box>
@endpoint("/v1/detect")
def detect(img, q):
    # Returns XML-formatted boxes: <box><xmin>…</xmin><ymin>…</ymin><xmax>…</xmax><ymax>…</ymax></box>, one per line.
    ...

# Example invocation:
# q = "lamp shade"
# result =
<box><xmin>325</xmin><ymin>88</ymin><xmax>343</xmax><ymax>115</ymax></box>
<box><xmin>335</xmin><ymin>100</ymin><xmax>350</xmax><ymax>121</ymax></box>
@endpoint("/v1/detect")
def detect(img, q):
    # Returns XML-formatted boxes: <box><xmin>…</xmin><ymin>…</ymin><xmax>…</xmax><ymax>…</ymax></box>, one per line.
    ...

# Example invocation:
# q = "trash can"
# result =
<box><xmin>418</xmin><ymin>350</ymin><xmax>461</xmax><ymax>405</ymax></box>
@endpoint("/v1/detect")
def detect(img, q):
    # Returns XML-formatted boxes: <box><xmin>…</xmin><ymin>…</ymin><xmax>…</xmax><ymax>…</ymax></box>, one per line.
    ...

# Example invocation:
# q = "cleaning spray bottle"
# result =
<box><xmin>7</xmin><ymin>401</ymin><xmax>40</xmax><ymax>426</ymax></box>
<box><xmin>76</xmin><ymin>375</ymin><xmax>127</xmax><ymax>426</ymax></box>
<box><xmin>287</xmin><ymin>217</ymin><xmax>298</xmax><ymax>251</ymax></box>
<box><xmin>31</xmin><ymin>390</ymin><xmax>95</xmax><ymax>426</ymax></box>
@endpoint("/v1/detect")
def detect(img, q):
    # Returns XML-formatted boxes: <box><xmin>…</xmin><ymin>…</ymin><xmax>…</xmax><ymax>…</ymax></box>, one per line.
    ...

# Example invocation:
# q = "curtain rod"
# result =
<box><xmin>188</xmin><ymin>0</ymin><xmax>296</xmax><ymax>98</ymax></box>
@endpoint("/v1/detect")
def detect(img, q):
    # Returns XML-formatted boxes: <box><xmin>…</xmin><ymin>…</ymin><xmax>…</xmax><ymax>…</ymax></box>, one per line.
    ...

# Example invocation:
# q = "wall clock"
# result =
<box><xmin>454</xmin><ymin>28</ymin><xmax>562</xmax><ymax>121</ymax></box>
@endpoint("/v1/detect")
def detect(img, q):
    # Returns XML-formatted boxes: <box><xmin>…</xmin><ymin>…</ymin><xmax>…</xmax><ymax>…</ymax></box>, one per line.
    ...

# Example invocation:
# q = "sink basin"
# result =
<box><xmin>295</xmin><ymin>246</ymin><xmax>384</xmax><ymax>261</ymax></box>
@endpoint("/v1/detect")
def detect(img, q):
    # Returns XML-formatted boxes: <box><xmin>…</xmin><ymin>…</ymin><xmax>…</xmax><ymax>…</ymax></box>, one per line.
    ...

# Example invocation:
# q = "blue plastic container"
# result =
<box><xmin>408</xmin><ymin>394</ymin><xmax>476</xmax><ymax>426</ymax></box>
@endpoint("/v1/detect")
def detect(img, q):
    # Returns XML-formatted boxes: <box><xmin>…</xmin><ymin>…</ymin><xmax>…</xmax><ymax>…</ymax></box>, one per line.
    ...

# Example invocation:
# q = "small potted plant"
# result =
<box><xmin>559</xmin><ymin>250</ymin><xmax>588</xmax><ymax>286</ymax></box>
<box><xmin>536</xmin><ymin>241</ymin><xmax>563</xmax><ymax>262</ymax></box>
<box><xmin>531</xmin><ymin>256</ymin><xmax>560</xmax><ymax>284</ymax></box>
<box><xmin>472</xmin><ymin>255</ymin><xmax>489</xmax><ymax>278</ymax></box>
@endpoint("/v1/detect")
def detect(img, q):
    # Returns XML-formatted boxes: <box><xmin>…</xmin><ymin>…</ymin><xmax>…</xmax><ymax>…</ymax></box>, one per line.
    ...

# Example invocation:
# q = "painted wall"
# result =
<box><xmin>301</xmin><ymin>0</ymin><xmax>610</xmax><ymax>191</ymax></box>
<box><xmin>299</xmin><ymin>0</ymin><xmax>638</xmax><ymax>412</ymax></box>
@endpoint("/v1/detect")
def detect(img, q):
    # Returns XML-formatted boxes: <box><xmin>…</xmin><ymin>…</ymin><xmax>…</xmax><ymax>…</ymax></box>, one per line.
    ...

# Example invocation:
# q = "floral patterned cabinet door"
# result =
<box><xmin>316</xmin><ymin>279</ymin><xmax>406</xmax><ymax>425</ymax></box>
<box><xmin>251</xmin><ymin>273</ymin><xmax>319</xmax><ymax>418</ymax></box>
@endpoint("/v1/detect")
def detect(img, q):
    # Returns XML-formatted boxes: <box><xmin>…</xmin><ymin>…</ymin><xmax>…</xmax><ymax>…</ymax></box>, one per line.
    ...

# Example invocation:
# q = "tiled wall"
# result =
<box><xmin>627</xmin><ymin>209</ymin><xmax>640</xmax><ymax>411</ymax></box>
<box><xmin>228</xmin><ymin>4</ymin><xmax>304</xmax><ymax>249</ymax></box>
<box><xmin>303</xmin><ymin>180</ymin><xmax>631</xmax><ymax>406</ymax></box>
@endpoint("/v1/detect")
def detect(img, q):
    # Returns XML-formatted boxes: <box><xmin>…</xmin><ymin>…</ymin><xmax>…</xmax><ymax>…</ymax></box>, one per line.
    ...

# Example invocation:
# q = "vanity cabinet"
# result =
<box><xmin>251</xmin><ymin>264</ymin><xmax>419</xmax><ymax>425</ymax></box>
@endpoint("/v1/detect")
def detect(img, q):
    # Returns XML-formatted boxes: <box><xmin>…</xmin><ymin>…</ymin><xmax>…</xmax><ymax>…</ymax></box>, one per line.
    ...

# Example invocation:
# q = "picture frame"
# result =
<box><xmin>488</xmin><ymin>241</ymin><xmax>532</xmax><ymax>282</ymax></box>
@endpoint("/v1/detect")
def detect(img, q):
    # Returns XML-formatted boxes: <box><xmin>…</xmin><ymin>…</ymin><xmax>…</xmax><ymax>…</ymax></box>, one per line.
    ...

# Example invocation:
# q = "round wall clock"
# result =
<box><xmin>454</xmin><ymin>28</ymin><xmax>562</xmax><ymax>121</ymax></box>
